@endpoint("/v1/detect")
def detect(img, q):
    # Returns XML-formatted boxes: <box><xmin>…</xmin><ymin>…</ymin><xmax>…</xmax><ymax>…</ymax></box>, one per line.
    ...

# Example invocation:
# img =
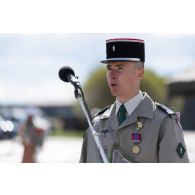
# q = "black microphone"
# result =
<box><xmin>58</xmin><ymin>66</ymin><xmax>75</xmax><ymax>82</ymax></box>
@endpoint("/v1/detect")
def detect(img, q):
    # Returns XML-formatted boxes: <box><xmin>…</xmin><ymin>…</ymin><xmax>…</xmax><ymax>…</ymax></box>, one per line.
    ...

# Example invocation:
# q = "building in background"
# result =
<box><xmin>167</xmin><ymin>65</ymin><xmax>195</xmax><ymax>130</ymax></box>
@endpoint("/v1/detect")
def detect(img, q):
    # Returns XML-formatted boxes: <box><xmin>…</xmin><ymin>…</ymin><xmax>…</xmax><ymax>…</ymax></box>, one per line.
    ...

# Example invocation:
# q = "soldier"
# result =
<box><xmin>80</xmin><ymin>38</ymin><xmax>189</xmax><ymax>163</ymax></box>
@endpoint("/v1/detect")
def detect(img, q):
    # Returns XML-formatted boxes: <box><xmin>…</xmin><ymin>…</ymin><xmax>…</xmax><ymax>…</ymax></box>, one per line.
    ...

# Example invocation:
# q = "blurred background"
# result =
<box><xmin>0</xmin><ymin>33</ymin><xmax>195</xmax><ymax>162</ymax></box>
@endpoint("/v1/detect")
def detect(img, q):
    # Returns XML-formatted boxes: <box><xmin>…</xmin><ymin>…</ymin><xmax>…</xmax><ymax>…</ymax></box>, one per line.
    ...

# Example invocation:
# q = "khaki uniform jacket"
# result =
<box><xmin>80</xmin><ymin>93</ymin><xmax>189</xmax><ymax>163</ymax></box>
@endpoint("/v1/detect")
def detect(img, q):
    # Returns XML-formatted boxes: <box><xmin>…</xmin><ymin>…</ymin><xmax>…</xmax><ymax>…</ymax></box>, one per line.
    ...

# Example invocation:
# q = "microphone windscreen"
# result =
<box><xmin>58</xmin><ymin>66</ymin><xmax>75</xmax><ymax>82</ymax></box>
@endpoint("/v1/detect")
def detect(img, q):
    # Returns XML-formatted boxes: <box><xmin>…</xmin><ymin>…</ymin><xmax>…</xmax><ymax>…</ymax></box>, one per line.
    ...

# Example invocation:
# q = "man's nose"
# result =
<box><xmin>110</xmin><ymin>69</ymin><xmax>117</xmax><ymax>78</ymax></box>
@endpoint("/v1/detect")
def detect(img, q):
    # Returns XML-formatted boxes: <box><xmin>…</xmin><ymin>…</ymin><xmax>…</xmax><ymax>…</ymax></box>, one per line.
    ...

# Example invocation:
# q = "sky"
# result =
<box><xmin>0</xmin><ymin>33</ymin><xmax>195</xmax><ymax>105</ymax></box>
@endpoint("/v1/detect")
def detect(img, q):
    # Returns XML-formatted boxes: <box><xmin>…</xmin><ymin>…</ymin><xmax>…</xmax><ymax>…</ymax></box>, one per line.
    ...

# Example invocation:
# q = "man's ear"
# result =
<box><xmin>137</xmin><ymin>68</ymin><xmax>144</xmax><ymax>79</ymax></box>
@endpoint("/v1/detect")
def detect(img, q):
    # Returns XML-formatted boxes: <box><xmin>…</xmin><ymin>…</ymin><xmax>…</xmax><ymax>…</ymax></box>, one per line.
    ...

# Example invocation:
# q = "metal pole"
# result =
<box><xmin>76</xmin><ymin>90</ymin><xmax>108</xmax><ymax>163</ymax></box>
<box><xmin>73</xmin><ymin>81</ymin><xmax>108</xmax><ymax>163</ymax></box>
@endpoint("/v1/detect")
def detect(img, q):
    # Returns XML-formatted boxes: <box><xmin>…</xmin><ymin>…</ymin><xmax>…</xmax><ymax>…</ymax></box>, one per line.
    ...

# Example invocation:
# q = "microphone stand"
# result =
<box><xmin>69</xmin><ymin>76</ymin><xmax>108</xmax><ymax>163</ymax></box>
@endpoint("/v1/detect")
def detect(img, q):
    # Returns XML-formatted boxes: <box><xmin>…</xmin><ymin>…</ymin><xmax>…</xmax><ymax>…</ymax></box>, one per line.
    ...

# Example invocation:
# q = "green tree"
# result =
<box><xmin>83</xmin><ymin>67</ymin><xmax>115</xmax><ymax>109</ymax></box>
<box><xmin>140</xmin><ymin>69</ymin><xmax>166</xmax><ymax>103</ymax></box>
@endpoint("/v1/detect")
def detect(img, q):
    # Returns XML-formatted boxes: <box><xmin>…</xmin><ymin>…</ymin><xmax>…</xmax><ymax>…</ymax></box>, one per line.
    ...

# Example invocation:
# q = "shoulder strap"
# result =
<box><xmin>155</xmin><ymin>102</ymin><xmax>177</xmax><ymax>119</ymax></box>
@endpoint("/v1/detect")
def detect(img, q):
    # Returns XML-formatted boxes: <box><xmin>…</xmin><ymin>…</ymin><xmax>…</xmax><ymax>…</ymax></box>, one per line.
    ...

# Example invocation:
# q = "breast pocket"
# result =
<box><xmin>100</xmin><ymin>128</ymin><xmax>137</xmax><ymax>163</ymax></box>
<box><xmin>100</xmin><ymin>128</ymin><xmax>118</xmax><ymax>161</ymax></box>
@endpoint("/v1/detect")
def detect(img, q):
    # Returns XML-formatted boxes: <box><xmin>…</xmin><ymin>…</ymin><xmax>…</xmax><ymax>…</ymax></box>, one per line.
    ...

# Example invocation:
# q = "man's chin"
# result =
<box><xmin>110</xmin><ymin>91</ymin><xmax>119</xmax><ymax>97</ymax></box>
<box><xmin>109</xmin><ymin>87</ymin><xmax>121</xmax><ymax>97</ymax></box>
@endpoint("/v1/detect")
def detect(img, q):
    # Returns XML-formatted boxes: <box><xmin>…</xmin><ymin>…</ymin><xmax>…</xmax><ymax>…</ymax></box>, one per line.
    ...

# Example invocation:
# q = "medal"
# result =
<box><xmin>131</xmin><ymin>133</ymin><xmax>141</xmax><ymax>154</ymax></box>
<box><xmin>131</xmin><ymin>133</ymin><xmax>141</xmax><ymax>144</ymax></box>
<box><xmin>131</xmin><ymin>122</ymin><xmax>142</xmax><ymax>155</ymax></box>
<box><xmin>133</xmin><ymin>145</ymin><xmax>140</xmax><ymax>154</ymax></box>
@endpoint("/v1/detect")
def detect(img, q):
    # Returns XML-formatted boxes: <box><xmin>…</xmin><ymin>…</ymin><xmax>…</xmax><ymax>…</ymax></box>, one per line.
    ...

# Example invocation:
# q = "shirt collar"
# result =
<box><xmin>100</xmin><ymin>92</ymin><xmax>154</xmax><ymax>120</ymax></box>
<box><xmin>115</xmin><ymin>91</ymin><xmax>144</xmax><ymax>116</ymax></box>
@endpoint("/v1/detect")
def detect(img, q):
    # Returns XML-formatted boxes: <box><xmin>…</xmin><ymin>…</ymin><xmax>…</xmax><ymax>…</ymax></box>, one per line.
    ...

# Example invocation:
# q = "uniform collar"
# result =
<box><xmin>115</xmin><ymin>91</ymin><xmax>144</xmax><ymax>116</ymax></box>
<box><xmin>100</xmin><ymin>92</ymin><xmax>155</xmax><ymax>121</ymax></box>
<box><xmin>99</xmin><ymin>103</ymin><xmax>115</xmax><ymax>119</ymax></box>
<box><xmin>134</xmin><ymin>92</ymin><xmax>155</xmax><ymax>119</ymax></box>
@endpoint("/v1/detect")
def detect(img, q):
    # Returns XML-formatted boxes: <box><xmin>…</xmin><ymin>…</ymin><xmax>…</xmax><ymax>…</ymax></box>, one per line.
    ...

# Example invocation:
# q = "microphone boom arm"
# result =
<box><xmin>71</xmin><ymin>76</ymin><xmax>108</xmax><ymax>163</ymax></box>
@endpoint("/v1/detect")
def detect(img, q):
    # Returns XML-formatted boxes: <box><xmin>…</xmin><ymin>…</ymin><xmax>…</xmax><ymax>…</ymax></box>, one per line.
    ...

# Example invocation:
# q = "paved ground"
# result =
<box><xmin>182</xmin><ymin>131</ymin><xmax>195</xmax><ymax>162</ymax></box>
<box><xmin>0</xmin><ymin>136</ymin><xmax>82</xmax><ymax>163</ymax></box>
<box><xmin>0</xmin><ymin>131</ymin><xmax>194</xmax><ymax>163</ymax></box>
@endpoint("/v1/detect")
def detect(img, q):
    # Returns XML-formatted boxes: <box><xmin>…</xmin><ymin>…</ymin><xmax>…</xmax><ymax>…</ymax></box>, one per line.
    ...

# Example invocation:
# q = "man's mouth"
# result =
<box><xmin>111</xmin><ymin>83</ymin><xmax>117</xmax><ymax>87</ymax></box>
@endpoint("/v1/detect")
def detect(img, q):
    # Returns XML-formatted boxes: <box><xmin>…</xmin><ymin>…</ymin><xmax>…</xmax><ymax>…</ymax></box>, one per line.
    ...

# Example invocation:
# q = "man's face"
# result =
<box><xmin>106</xmin><ymin>61</ymin><xmax>144</xmax><ymax>102</ymax></box>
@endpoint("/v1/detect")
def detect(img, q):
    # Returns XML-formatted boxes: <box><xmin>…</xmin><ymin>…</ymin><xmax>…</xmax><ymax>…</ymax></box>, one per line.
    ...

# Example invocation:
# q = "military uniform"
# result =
<box><xmin>80</xmin><ymin>38</ymin><xmax>189</xmax><ymax>163</ymax></box>
<box><xmin>80</xmin><ymin>93</ymin><xmax>189</xmax><ymax>163</ymax></box>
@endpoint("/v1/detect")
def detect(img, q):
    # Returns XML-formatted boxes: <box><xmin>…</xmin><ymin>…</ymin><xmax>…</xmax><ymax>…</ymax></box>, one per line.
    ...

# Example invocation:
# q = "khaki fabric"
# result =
<box><xmin>80</xmin><ymin>93</ymin><xmax>189</xmax><ymax>163</ymax></box>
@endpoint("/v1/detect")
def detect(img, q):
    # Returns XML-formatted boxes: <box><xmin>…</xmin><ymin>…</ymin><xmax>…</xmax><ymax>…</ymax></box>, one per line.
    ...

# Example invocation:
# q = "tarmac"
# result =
<box><xmin>0</xmin><ymin>131</ymin><xmax>194</xmax><ymax>163</ymax></box>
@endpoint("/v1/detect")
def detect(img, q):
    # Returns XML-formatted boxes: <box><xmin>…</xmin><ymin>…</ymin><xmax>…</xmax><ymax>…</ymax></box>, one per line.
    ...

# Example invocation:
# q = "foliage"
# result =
<box><xmin>83</xmin><ymin>67</ymin><xmax>115</xmax><ymax>109</ymax></box>
<box><xmin>167</xmin><ymin>96</ymin><xmax>184</xmax><ymax>112</ymax></box>
<box><xmin>140</xmin><ymin>69</ymin><xmax>166</xmax><ymax>103</ymax></box>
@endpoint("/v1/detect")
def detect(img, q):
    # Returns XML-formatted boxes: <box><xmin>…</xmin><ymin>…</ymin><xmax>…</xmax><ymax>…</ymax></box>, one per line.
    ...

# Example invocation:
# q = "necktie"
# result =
<box><xmin>117</xmin><ymin>104</ymin><xmax>127</xmax><ymax>126</ymax></box>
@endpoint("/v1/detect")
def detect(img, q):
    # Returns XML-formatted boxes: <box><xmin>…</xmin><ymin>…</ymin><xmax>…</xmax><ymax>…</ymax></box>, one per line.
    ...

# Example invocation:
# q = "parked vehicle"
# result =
<box><xmin>0</xmin><ymin>115</ymin><xmax>17</xmax><ymax>139</ymax></box>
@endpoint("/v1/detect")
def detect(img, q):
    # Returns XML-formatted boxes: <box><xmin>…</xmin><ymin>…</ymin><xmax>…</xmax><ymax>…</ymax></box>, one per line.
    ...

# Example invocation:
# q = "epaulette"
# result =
<box><xmin>93</xmin><ymin>105</ymin><xmax>111</xmax><ymax>119</ymax></box>
<box><xmin>155</xmin><ymin>102</ymin><xmax>177</xmax><ymax>118</ymax></box>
